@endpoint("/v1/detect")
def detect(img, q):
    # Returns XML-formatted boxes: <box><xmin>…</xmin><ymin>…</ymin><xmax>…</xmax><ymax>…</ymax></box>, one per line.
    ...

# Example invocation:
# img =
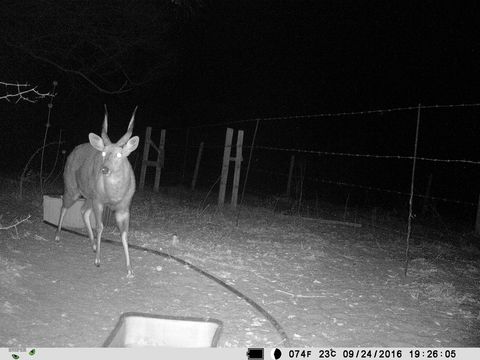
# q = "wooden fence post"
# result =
<box><xmin>154</xmin><ymin>129</ymin><xmax>166</xmax><ymax>192</ymax></box>
<box><xmin>231</xmin><ymin>130</ymin><xmax>244</xmax><ymax>208</ymax></box>
<box><xmin>139</xmin><ymin>127</ymin><xmax>152</xmax><ymax>190</ymax></box>
<box><xmin>218</xmin><ymin>128</ymin><xmax>233</xmax><ymax>207</ymax></box>
<box><xmin>191</xmin><ymin>141</ymin><xmax>204</xmax><ymax>190</ymax></box>
<box><xmin>218</xmin><ymin>128</ymin><xmax>244</xmax><ymax>208</ymax></box>
<box><xmin>139</xmin><ymin>126</ymin><xmax>165</xmax><ymax>192</ymax></box>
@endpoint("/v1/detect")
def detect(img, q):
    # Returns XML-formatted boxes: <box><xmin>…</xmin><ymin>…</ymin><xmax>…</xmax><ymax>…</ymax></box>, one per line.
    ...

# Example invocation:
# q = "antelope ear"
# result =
<box><xmin>89</xmin><ymin>133</ymin><xmax>105</xmax><ymax>151</ymax></box>
<box><xmin>123</xmin><ymin>136</ymin><xmax>139</xmax><ymax>155</ymax></box>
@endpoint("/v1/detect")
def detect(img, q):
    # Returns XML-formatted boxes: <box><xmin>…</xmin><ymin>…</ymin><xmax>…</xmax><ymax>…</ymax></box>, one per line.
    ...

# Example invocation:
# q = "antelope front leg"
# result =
<box><xmin>82</xmin><ymin>207</ymin><xmax>96</xmax><ymax>251</ymax></box>
<box><xmin>93</xmin><ymin>203</ymin><xmax>104</xmax><ymax>267</ymax></box>
<box><xmin>115</xmin><ymin>210</ymin><xmax>134</xmax><ymax>278</ymax></box>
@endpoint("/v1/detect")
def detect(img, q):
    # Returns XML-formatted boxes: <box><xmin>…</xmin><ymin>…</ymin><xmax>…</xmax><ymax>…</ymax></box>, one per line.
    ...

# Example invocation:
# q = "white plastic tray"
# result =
<box><xmin>103</xmin><ymin>312</ymin><xmax>223</xmax><ymax>347</ymax></box>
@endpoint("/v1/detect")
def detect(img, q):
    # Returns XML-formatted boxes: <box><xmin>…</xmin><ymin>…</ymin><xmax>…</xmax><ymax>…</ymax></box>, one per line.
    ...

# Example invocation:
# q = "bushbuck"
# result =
<box><xmin>55</xmin><ymin>106</ymin><xmax>139</xmax><ymax>278</ymax></box>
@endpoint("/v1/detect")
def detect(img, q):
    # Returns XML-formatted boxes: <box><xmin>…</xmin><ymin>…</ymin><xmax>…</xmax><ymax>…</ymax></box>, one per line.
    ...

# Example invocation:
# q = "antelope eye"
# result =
<box><xmin>101</xmin><ymin>151</ymin><xmax>106</xmax><ymax>157</ymax></box>
<box><xmin>116</xmin><ymin>152</ymin><xmax>122</xmax><ymax>158</ymax></box>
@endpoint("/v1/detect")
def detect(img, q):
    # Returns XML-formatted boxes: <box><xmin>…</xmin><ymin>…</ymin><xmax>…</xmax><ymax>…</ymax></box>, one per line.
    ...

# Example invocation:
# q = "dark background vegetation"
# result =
<box><xmin>1</xmin><ymin>1</ymin><xmax>480</xmax><ymax>225</ymax></box>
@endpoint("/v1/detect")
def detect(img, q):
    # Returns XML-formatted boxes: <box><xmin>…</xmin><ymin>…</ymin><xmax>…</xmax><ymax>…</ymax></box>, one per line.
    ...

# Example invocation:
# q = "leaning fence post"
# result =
<box><xmin>153</xmin><ymin>129</ymin><xmax>166</xmax><ymax>192</ymax></box>
<box><xmin>139</xmin><ymin>127</ymin><xmax>152</xmax><ymax>190</ymax></box>
<box><xmin>231</xmin><ymin>130</ymin><xmax>244</xmax><ymax>208</ymax></box>
<box><xmin>218</xmin><ymin>128</ymin><xmax>234</xmax><ymax>207</ymax></box>
<box><xmin>191</xmin><ymin>141</ymin><xmax>204</xmax><ymax>190</ymax></box>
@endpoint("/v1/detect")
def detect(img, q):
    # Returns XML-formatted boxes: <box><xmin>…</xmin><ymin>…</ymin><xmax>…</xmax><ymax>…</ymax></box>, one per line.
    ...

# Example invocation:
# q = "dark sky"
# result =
<box><xmin>178</xmin><ymin>1</ymin><xmax>480</xmax><ymax>117</ymax></box>
<box><xmin>1</xmin><ymin>1</ymin><xmax>479</xmax><ymax>122</ymax></box>
<box><xmin>1</xmin><ymin>0</ymin><xmax>480</xmax><ymax>178</ymax></box>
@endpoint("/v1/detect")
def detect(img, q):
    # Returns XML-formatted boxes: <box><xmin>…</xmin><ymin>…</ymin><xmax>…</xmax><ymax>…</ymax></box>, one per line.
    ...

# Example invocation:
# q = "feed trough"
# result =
<box><xmin>43</xmin><ymin>195</ymin><xmax>114</xmax><ymax>228</ymax></box>
<box><xmin>103</xmin><ymin>312</ymin><xmax>223</xmax><ymax>347</ymax></box>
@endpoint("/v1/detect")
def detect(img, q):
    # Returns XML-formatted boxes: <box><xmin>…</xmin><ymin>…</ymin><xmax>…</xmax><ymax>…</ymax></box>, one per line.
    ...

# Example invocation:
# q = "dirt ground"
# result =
<box><xmin>1</xmin><ymin>179</ymin><xmax>480</xmax><ymax>347</ymax></box>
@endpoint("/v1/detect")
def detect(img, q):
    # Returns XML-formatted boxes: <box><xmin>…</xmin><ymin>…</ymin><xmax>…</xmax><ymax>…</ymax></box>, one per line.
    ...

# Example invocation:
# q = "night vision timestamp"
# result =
<box><xmin>409</xmin><ymin>349</ymin><xmax>456</xmax><ymax>358</ymax></box>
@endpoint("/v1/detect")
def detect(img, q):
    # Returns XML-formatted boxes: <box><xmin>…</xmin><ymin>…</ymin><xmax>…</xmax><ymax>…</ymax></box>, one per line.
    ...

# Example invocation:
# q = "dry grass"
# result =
<box><xmin>1</xmin><ymin>178</ymin><xmax>480</xmax><ymax>346</ymax></box>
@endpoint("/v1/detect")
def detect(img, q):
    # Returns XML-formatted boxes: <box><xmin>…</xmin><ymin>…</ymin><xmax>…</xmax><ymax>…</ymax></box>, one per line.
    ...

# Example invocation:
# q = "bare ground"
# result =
<box><xmin>1</xmin><ymin>179</ymin><xmax>479</xmax><ymax>347</ymax></box>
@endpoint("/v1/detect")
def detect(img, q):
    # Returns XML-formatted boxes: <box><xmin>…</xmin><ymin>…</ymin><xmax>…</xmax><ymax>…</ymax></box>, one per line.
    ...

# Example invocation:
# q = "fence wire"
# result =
<box><xmin>149</xmin><ymin>102</ymin><xmax>480</xmax><ymax>219</ymax></box>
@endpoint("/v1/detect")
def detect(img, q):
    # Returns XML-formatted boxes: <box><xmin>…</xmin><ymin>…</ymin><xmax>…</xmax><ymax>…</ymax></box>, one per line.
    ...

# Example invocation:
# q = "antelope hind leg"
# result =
<box><xmin>54</xmin><ymin>207</ymin><xmax>68</xmax><ymax>241</ymax></box>
<box><xmin>56</xmin><ymin>193</ymin><xmax>80</xmax><ymax>241</ymax></box>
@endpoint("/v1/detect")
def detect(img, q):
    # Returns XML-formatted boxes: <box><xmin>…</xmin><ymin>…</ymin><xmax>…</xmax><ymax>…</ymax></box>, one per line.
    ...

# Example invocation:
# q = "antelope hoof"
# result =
<box><xmin>126</xmin><ymin>269</ymin><xmax>134</xmax><ymax>278</ymax></box>
<box><xmin>54</xmin><ymin>234</ymin><xmax>60</xmax><ymax>242</ymax></box>
<box><xmin>95</xmin><ymin>258</ymin><xmax>100</xmax><ymax>267</ymax></box>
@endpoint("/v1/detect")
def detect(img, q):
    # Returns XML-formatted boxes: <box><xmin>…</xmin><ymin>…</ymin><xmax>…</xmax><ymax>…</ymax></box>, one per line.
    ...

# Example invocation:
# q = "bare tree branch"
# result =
<box><xmin>9</xmin><ymin>43</ymin><xmax>131</xmax><ymax>95</ymax></box>
<box><xmin>1</xmin><ymin>1</ymin><xmax>177</xmax><ymax>95</ymax></box>
<box><xmin>0</xmin><ymin>82</ymin><xmax>54</xmax><ymax>103</ymax></box>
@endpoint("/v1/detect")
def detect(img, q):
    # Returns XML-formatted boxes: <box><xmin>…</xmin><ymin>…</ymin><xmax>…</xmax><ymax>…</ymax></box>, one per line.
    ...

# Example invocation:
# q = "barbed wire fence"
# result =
<box><xmin>147</xmin><ymin>102</ymin><xmax>480</xmax><ymax>239</ymax></box>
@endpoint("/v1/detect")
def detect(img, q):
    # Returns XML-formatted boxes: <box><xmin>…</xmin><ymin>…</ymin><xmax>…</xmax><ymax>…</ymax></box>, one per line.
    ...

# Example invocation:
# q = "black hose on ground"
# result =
<box><xmin>44</xmin><ymin>221</ymin><xmax>291</xmax><ymax>346</ymax></box>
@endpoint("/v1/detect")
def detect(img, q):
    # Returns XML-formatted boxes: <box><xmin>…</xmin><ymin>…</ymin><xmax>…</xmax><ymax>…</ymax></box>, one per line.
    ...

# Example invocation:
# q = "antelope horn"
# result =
<box><xmin>117</xmin><ymin>106</ymin><xmax>138</xmax><ymax>146</ymax></box>
<box><xmin>101</xmin><ymin>104</ymin><xmax>111</xmax><ymax>145</ymax></box>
